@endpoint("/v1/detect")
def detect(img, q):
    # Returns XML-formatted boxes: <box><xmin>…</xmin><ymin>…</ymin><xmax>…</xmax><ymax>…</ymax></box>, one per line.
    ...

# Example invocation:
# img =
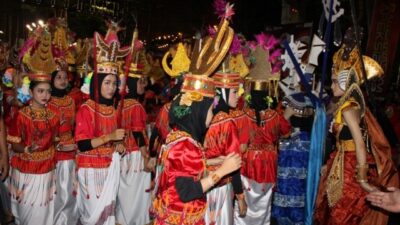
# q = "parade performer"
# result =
<box><xmin>47</xmin><ymin>15</ymin><xmax>80</xmax><ymax>224</ymax></box>
<box><xmin>74</xmin><ymin>21</ymin><xmax>129</xmax><ymax>225</ymax></box>
<box><xmin>314</xmin><ymin>28</ymin><xmax>399</xmax><ymax>225</ymax></box>
<box><xmin>204</xmin><ymin>68</ymin><xmax>247</xmax><ymax>225</ymax></box>
<box><xmin>235</xmin><ymin>35</ymin><xmax>291</xmax><ymax>225</ymax></box>
<box><xmin>150</xmin><ymin>42</ymin><xmax>191</xmax><ymax>159</ymax></box>
<box><xmin>48</xmin><ymin>68</ymin><xmax>78</xmax><ymax>225</ymax></box>
<box><xmin>272</xmin><ymin>34</ymin><xmax>326</xmax><ymax>225</ymax></box>
<box><xmin>272</xmin><ymin>93</ymin><xmax>314</xmax><ymax>225</ymax></box>
<box><xmin>152</xmin><ymin>3</ymin><xmax>242</xmax><ymax>224</ymax></box>
<box><xmin>116</xmin><ymin>27</ymin><xmax>152</xmax><ymax>225</ymax></box>
<box><xmin>7</xmin><ymin>25</ymin><xmax>62</xmax><ymax>224</ymax></box>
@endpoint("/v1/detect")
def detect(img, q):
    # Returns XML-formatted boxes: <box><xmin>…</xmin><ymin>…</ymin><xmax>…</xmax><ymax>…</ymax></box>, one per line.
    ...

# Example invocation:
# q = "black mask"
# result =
<box><xmin>169</xmin><ymin>95</ymin><xmax>214</xmax><ymax>143</ymax></box>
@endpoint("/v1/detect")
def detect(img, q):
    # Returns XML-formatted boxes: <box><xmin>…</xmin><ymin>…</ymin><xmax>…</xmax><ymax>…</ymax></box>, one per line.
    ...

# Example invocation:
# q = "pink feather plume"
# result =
<box><xmin>229</xmin><ymin>34</ymin><xmax>241</xmax><ymax>55</ymax></box>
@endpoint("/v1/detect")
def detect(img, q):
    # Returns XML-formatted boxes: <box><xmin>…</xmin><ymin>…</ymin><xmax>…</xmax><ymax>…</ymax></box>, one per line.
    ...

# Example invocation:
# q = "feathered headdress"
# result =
<box><xmin>246</xmin><ymin>32</ymin><xmax>281</xmax><ymax>97</ymax></box>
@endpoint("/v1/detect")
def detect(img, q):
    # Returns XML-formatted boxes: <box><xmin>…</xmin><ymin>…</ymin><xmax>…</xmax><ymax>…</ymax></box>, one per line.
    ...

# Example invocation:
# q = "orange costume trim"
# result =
<box><xmin>153</xmin><ymin>130</ymin><xmax>207</xmax><ymax>225</ymax></box>
<box><xmin>229</xmin><ymin>109</ymin><xmax>250</xmax><ymax>145</ymax></box>
<box><xmin>48</xmin><ymin>95</ymin><xmax>76</xmax><ymax>161</ymax></box>
<box><xmin>120</xmin><ymin>98</ymin><xmax>148</xmax><ymax>152</ymax></box>
<box><xmin>241</xmin><ymin>108</ymin><xmax>291</xmax><ymax>183</ymax></box>
<box><xmin>204</xmin><ymin>111</ymin><xmax>240</xmax><ymax>187</ymax></box>
<box><xmin>75</xmin><ymin>99</ymin><xmax>117</xmax><ymax>168</ymax></box>
<box><xmin>8</xmin><ymin>105</ymin><xmax>60</xmax><ymax>174</ymax></box>
<box><xmin>315</xmin><ymin>99</ymin><xmax>398</xmax><ymax>225</ymax></box>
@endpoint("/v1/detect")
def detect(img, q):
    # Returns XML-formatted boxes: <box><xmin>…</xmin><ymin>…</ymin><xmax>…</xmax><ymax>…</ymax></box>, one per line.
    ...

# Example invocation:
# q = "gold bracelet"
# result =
<box><xmin>24</xmin><ymin>146</ymin><xmax>31</xmax><ymax>154</ymax></box>
<box><xmin>356</xmin><ymin>164</ymin><xmax>369</xmax><ymax>183</ymax></box>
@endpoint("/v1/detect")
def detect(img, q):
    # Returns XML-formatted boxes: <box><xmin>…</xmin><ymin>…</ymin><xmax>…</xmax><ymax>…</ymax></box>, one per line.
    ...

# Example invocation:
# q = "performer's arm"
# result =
<box><xmin>176</xmin><ymin>152</ymin><xmax>242</xmax><ymax>202</ymax></box>
<box><xmin>343</xmin><ymin>108</ymin><xmax>377</xmax><ymax>192</ymax></box>
<box><xmin>77</xmin><ymin>129</ymin><xmax>125</xmax><ymax>152</ymax></box>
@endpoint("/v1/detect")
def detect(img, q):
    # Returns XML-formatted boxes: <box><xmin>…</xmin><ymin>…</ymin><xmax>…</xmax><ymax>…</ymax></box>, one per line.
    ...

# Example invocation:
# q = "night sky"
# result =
<box><xmin>0</xmin><ymin>0</ymin><xmax>325</xmax><ymax>45</ymax></box>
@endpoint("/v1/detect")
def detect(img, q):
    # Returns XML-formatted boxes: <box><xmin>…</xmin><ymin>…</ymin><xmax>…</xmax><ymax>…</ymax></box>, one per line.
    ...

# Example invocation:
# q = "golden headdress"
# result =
<box><xmin>124</xmin><ymin>27</ymin><xmax>147</xmax><ymax>79</ymax></box>
<box><xmin>162</xmin><ymin>43</ymin><xmax>191</xmax><ymax>78</ymax></box>
<box><xmin>331</xmin><ymin>28</ymin><xmax>384</xmax><ymax>119</ymax></box>
<box><xmin>51</xmin><ymin>15</ymin><xmax>75</xmax><ymax>68</ymax></box>
<box><xmin>212</xmin><ymin>34</ymin><xmax>248</xmax><ymax>90</ymax></box>
<box><xmin>21</xmin><ymin>26</ymin><xmax>54</xmax><ymax>82</ymax></box>
<box><xmin>332</xmin><ymin>27</ymin><xmax>383</xmax><ymax>91</ymax></box>
<box><xmin>332</xmin><ymin>47</ymin><xmax>383</xmax><ymax>91</ymax></box>
<box><xmin>246</xmin><ymin>44</ymin><xmax>280</xmax><ymax>97</ymax></box>
<box><xmin>175</xmin><ymin>2</ymin><xmax>234</xmax><ymax>111</ymax></box>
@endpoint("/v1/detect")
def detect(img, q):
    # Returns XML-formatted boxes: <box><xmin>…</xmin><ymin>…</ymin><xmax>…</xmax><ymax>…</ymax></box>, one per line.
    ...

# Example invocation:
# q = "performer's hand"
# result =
<box><xmin>109</xmin><ymin>129</ymin><xmax>126</xmax><ymax>141</ymax></box>
<box><xmin>0</xmin><ymin>154</ymin><xmax>9</xmax><ymax>180</ymax></box>
<box><xmin>367</xmin><ymin>187</ymin><xmax>400</xmax><ymax>213</ymax></box>
<box><xmin>237</xmin><ymin>197</ymin><xmax>247</xmax><ymax>217</ymax></box>
<box><xmin>115</xmin><ymin>143</ymin><xmax>126</xmax><ymax>155</ymax></box>
<box><xmin>145</xmin><ymin>157</ymin><xmax>156</xmax><ymax>172</ymax></box>
<box><xmin>218</xmin><ymin>152</ymin><xmax>241</xmax><ymax>176</ymax></box>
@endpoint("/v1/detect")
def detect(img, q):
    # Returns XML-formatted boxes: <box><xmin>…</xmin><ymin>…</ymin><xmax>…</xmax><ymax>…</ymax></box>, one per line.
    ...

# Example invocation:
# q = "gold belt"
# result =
<box><xmin>19</xmin><ymin>146</ymin><xmax>55</xmax><ymax>161</ymax></box>
<box><xmin>338</xmin><ymin>140</ymin><xmax>356</xmax><ymax>152</ymax></box>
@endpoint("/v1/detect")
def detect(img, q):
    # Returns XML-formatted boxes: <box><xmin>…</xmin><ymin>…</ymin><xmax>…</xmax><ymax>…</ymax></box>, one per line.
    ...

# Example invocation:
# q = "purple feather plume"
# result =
<box><xmin>213</xmin><ymin>0</ymin><xmax>227</xmax><ymax>17</ymax></box>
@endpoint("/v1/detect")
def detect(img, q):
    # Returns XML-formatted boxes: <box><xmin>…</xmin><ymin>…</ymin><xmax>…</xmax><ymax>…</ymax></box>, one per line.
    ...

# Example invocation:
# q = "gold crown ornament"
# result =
<box><xmin>172</xmin><ymin>2</ymin><xmax>235</xmax><ymax>117</ymax></box>
<box><xmin>22</xmin><ymin>28</ymin><xmax>57</xmax><ymax>75</ymax></box>
<box><xmin>213</xmin><ymin>71</ymin><xmax>241</xmax><ymax>89</ymax></box>
<box><xmin>29</xmin><ymin>72</ymin><xmax>51</xmax><ymax>83</ymax></box>
<box><xmin>332</xmin><ymin>46</ymin><xmax>384</xmax><ymax>90</ymax></box>
<box><xmin>162</xmin><ymin>43</ymin><xmax>191</xmax><ymax>77</ymax></box>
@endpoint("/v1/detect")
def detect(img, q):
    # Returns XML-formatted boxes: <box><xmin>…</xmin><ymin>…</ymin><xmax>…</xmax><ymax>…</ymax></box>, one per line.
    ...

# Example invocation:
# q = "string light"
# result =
<box><xmin>26</xmin><ymin>24</ymin><xmax>33</xmax><ymax>31</ymax></box>
<box><xmin>38</xmin><ymin>20</ymin><xmax>45</xmax><ymax>27</ymax></box>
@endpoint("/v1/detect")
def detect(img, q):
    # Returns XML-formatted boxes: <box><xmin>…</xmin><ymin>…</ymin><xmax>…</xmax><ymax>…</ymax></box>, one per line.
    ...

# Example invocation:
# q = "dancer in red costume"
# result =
<box><xmin>48</xmin><ymin>69</ymin><xmax>78</xmax><ymax>225</ymax></box>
